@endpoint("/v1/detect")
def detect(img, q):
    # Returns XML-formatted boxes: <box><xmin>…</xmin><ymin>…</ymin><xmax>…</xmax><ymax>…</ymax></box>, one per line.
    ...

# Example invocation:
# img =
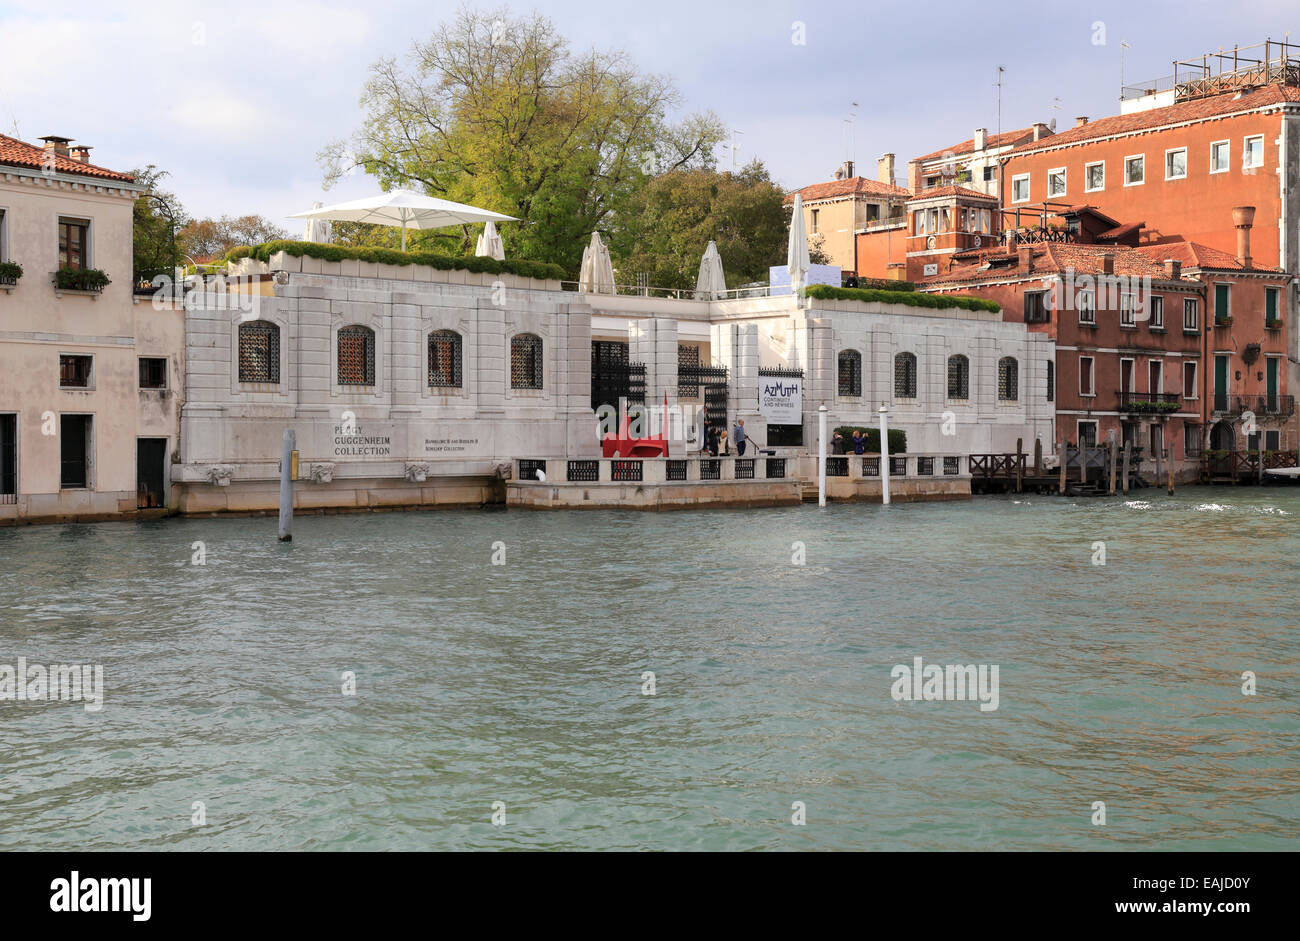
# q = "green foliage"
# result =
<box><xmin>852</xmin><ymin>277</ymin><xmax>914</xmax><ymax>291</ymax></box>
<box><xmin>230</xmin><ymin>240</ymin><xmax>567</xmax><ymax>282</ymax></box>
<box><xmin>0</xmin><ymin>261</ymin><xmax>22</xmax><ymax>282</ymax></box>
<box><xmin>131</xmin><ymin>165</ymin><xmax>188</xmax><ymax>281</ymax></box>
<box><xmin>320</xmin><ymin>7</ymin><xmax>724</xmax><ymax>277</ymax></box>
<box><xmin>833</xmin><ymin>426</ymin><xmax>908</xmax><ymax>454</ymax></box>
<box><xmin>178</xmin><ymin>214</ymin><xmax>290</xmax><ymax>260</ymax></box>
<box><xmin>610</xmin><ymin>161</ymin><xmax>787</xmax><ymax>290</ymax></box>
<box><xmin>55</xmin><ymin>267</ymin><xmax>110</xmax><ymax>291</ymax></box>
<box><xmin>1266</xmin><ymin>317</ymin><xmax>1284</xmax><ymax>329</ymax></box>
<box><xmin>804</xmin><ymin>283</ymin><xmax>1000</xmax><ymax>313</ymax></box>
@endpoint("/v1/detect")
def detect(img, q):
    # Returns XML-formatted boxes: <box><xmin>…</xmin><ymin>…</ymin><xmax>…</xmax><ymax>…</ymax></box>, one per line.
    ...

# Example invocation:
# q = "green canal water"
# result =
<box><xmin>0</xmin><ymin>490</ymin><xmax>1296</xmax><ymax>851</ymax></box>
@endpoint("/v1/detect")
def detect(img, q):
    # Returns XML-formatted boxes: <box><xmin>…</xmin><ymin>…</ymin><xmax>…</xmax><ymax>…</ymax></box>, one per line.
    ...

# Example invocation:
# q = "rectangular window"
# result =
<box><xmin>1148</xmin><ymin>295</ymin><xmax>1164</xmax><ymax>329</ymax></box>
<box><xmin>1048</xmin><ymin>168</ymin><xmax>1066</xmax><ymax>197</ymax></box>
<box><xmin>810</xmin><ymin>208</ymin><xmax>819</xmax><ymax>233</ymax></box>
<box><xmin>983</xmin><ymin>166</ymin><xmax>995</xmax><ymax>182</ymax></box>
<box><xmin>1266</xmin><ymin>430</ymin><xmax>1280</xmax><ymax>451</ymax></box>
<box><xmin>1266</xmin><ymin>287</ymin><xmax>1279</xmax><ymax>322</ymax></box>
<box><xmin>1080</xmin><ymin>356</ymin><xmax>1095</xmax><ymax>396</ymax></box>
<box><xmin>1165</xmin><ymin>147</ymin><xmax>1187</xmax><ymax>180</ymax></box>
<box><xmin>1012</xmin><ymin>174</ymin><xmax>1030</xmax><ymax>203</ymax></box>
<box><xmin>60</xmin><ymin>414</ymin><xmax>91</xmax><ymax>489</ymax></box>
<box><xmin>1183</xmin><ymin>361</ymin><xmax>1197</xmax><ymax>399</ymax></box>
<box><xmin>939</xmin><ymin>207</ymin><xmax>950</xmax><ymax>232</ymax></box>
<box><xmin>1243</xmin><ymin>134</ymin><xmax>1264</xmax><ymax>169</ymax></box>
<box><xmin>1124</xmin><ymin>154</ymin><xmax>1145</xmax><ymax>185</ymax></box>
<box><xmin>0</xmin><ymin>413</ymin><xmax>15</xmax><ymax>500</ymax></box>
<box><xmin>1183</xmin><ymin>298</ymin><xmax>1199</xmax><ymax>332</ymax></box>
<box><xmin>1184</xmin><ymin>423</ymin><xmax>1201</xmax><ymax>457</ymax></box>
<box><xmin>1210</xmin><ymin>140</ymin><xmax>1230</xmax><ymax>173</ymax></box>
<box><xmin>1024</xmin><ymin>290</ymin><xmax>1049</xmax><ymax>323</ymax></box>
<box><xmin>1214</xmin><ymin>284</ymin><xmax>1231</xmax><ymax>322</ymax></box>
<box><xmin>1078</xmin><ymin>290</ymin><xmax>1096</xmax><ymax>325</ymax></box>
<box><xmin>1149</xmin><ymin>359</ymin><xmax>1163</xmax><ymax>394</ymax></box>
<box><xmin>138</xmin><ymin>357</ymin><xmax>167</xmax><ymax>389</ymax></box>
<box><xmin>1120</xmin><ymin>357</ymin><xmax>1135</xmax><ymax>395</ymax></box>
<box><xmin>59</xmin><ymin>354</ymin><xmax>93</xmax><ymax>388</ymax></box>
<box><xmin>58</xmin><ymin>218</ymin><xmax>89</xmax><ymax>270</ymax></box>
<box><xmin>1078</xmin><ymin>420</ymin><xmax>1098</xmax><ymax>448</ymax></box>
<box><xmin>1120</xmin><ymin>293</ymin><xmax>1136</xmax><ymax>327</ymax></box>
<box><xmin>1084</xmin><ymin>161</ymin><xmax>1105</xmax><ymax>192</ymax></box>
<box><xmin>1046</xmin><ymin>360</ymin><xmax>1054</xmax><ymax>402</ymax></box>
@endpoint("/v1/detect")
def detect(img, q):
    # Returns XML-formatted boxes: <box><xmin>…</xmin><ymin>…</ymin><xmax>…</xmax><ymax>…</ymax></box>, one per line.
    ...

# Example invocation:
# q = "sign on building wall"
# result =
<box><xmin>333</xmin><ymin>421</ymin><xmax>394</xmax><ymax>459</ymax></box>
<box><xmin>759</xmin><ymin>377</ymin><xmax>802</xmax><ymax>424</ymax></box>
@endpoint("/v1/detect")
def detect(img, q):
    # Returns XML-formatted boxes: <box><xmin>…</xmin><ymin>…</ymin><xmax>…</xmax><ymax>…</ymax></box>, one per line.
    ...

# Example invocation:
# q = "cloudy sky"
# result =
<box><xmin>0</xmin><ymin>0</ymin><xmax>1293</xmax><ymax>228</ymax></box>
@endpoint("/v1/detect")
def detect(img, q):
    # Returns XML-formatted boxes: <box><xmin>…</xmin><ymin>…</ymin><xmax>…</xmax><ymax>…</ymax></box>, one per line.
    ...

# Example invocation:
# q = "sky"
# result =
<box><xmin>1</xmin><ymin>0</ymin><xmax>1295</xmax><ymax>229</ymax></box>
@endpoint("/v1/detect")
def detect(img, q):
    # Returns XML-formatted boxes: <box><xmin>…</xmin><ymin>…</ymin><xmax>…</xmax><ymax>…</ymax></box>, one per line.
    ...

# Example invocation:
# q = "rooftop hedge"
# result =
<box><xmin>804</xmin><ymin>283</ymin><xmax>1000</xmax><ymax>313</ymax></box>
<box><xmin>225</xmin><ymin>240</ymin><xmax>568</xmax><ymax>282</ymax></box>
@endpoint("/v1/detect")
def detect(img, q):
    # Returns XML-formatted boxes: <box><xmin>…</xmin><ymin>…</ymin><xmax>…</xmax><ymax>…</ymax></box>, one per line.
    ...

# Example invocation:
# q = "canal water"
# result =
<box><xmin>1</xmin><ymin>490</ymin><xmax>1296</xmax><ymax>851</ymax></box>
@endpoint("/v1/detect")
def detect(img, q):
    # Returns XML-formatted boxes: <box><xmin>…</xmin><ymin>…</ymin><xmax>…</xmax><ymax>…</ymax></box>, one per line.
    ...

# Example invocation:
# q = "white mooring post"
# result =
<box><xmin>817</xmin><ymin>404</ymin><xmax>828</xmax><ymax>507</ymax></box>
<box><xmin>879</xmin><ymin>403</ymin><xmax>891</xmax><ymax>505</ymax></box>
<box><xmin>279</xmin><ymin>428</ymin><xmax>295</xmax><ymax>542</ymax></box>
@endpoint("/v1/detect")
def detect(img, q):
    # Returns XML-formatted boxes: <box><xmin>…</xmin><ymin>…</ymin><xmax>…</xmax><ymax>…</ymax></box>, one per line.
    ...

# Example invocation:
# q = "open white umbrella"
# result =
<box><xmin>787</xmin><ymin>193</ymin><xmax>810</xmax><ymax>295</ymax></box>
<box><xmin>695</xmin><ymin>240</ymin><xmax>726</xmax><ymax>300</ymax></box>
<box><xmin>302</xmin><ymin>201</ymin><xmax>333</xmax><ymax>243</ymax></box>
<box><xmin>578</xmin><ymin>231</ymin><xmax>616</xmax><ymax>294</ymax></box>
<box><xmin>289</xmin><ymin>189</ymin><xmax>518</xmax><ymax>251</ymax></box>
<box><xmin>475</xmin><ymin>219</ymin><xmax>505</xmax><ymax>261</ymax></box>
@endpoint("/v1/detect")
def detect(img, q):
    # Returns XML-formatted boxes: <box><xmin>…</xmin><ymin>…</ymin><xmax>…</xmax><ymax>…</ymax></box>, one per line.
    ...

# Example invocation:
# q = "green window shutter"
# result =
<box><xmin>1215</xmin><ymin>284</ymin><xmax>1230</xmax><ymax>319</ymax></box>
<box><xmin>1266</xmin><ymin>288</ymin><xmax>1278</xmax><ymax>320</ymax></box>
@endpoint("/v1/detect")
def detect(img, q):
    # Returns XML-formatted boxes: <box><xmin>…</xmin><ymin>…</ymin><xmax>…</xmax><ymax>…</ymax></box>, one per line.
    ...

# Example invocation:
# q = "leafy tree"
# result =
<box><xmin>179</xmin><ymin>214</ymin><xmax>291</xmax><ymax>260</ymax></box>
<box><xmin>610</xmin><ymin>161</ymin><xmax>788</xmax><ymax>290</ymax></box>
<box><xmin>131</xmin><ymin>165</ymin><xmax>189</xmax><ymax>282</ymax></box>
<box><xmin>320</xmin><ymin>5</ymin><xmax>723</xmax><ymax>275</ymax></box>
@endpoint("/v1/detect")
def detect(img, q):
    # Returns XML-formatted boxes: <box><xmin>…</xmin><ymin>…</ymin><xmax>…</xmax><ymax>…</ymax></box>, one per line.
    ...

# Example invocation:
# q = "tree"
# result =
<box><xmin>610</xmin><ymin>161</ymin><xmax>788</xmax><ymax>291</ymax></box>
<box><xmin>131</xmin><ymin>165</ymin><xmax>189</xmax><ymax>282</ymax></box>
<box><xmin>179</xmin><ymin>215</ymin><xmax>291</xmax><ymax>260</ymax></box>
<box><xmin>320</xmin><ymin>5</ymin><xmax>724</xmax><ymax>275</ymax></box>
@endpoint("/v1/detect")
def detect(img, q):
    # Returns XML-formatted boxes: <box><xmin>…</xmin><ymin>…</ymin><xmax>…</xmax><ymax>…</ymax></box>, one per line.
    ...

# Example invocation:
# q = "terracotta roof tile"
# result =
<box><xmin>1007</xmin><ymin>84</ymin><xmax>1300</xmax><ymax>157</ymax></box>
<box><xmin>0</xmin><ymin>134</ymin><xmax>136</xmax><ymax>183</ymax></box>
<box><xmin>908</xmin><ymin>185</ymin><xmax>998</xmax><ymax>201</ymax></box>
<box><xmin>1136</xmin><ymin>240</ymin><xmax>1284</xmax><ymax>273</ymax></box>
<box><xmin>914</xmin><ymin>126</ymin><xmax>1046</xmax><ymax>164</ymax></box>
<box><xmin>921</xmin><ymin>242</ymin><xmax>1186</xmax><ymax>286</ymax></box>
<box><xmin>785</xmin><ymin>176</ymin><xmax>912</xmax><ymax>203</ymax></box>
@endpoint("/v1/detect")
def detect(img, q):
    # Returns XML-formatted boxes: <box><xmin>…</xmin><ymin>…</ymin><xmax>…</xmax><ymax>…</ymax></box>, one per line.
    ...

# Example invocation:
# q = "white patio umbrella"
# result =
<box><xmin>289</xmin><ymin>189</ymin><xmax>518</xmax><ymax>251</ymax></box>
<box><xmin>475</xmin><ymin>219</ymin><xmax>506</xmax><ymax>260</ymax></box>
<box><xmin>695</xmin><ymin>240</ymin><xmax>726</xmax><ymax>300</ymax></box>
<box><xmin>787</xmin><ymin>193</ymin><xmax>810</xmax><ymax>295</ymax></box>
<box><xmin>578</xmin><ymin>231</ymin><xmax>616</xmax><ymax>294</ymax></box>
<box><xmin>302</xmin><ymin>202</ymin><xmax>333</xmax><ymax>243</ymax></box>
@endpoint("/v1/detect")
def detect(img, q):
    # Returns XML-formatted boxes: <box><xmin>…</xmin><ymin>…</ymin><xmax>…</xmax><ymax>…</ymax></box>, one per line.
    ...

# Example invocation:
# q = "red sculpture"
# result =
<box><xmin>602</xmin><ymin>393</ymin><xmax>670</xmax><ymax>458</ymax></box>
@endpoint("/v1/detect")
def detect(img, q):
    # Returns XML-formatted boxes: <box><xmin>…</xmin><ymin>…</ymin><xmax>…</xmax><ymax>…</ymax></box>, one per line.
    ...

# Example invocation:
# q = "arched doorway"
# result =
<box><xmin>1209</xmin><ymin>420</ymin><xmax>1235</xmax><ymax>451</ymax></box>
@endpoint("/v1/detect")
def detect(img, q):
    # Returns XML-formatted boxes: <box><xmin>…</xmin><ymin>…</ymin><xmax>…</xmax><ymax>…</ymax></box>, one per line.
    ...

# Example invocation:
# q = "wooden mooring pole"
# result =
<box><xmin>1015</xmin><ymin>437</ymin><xmax>1024</xmax><ymax>493</ymax></box>
<box><xmin>1034</xmin><ymin>438</ymin><xmax>1043</xmax><ymax>477</ymax></box>
<box><xmin>278</xmin><ymin>428</ymin><xmax>295</xmax><ymax>542</ymax></box>
<box><xmin>1108</xmin><ymin>430</ymin><xmax>1118</xmax><ymax>496</ymax></box>
<box><xmin>1121</xmin><ymin>440</ymin><xmax>1131</xmax><ymax>495</ymax></box>
<box><xmin>1058</xmin><ymin>441</ymin><xmax>1066</xmax><ymax>495</ymax></box>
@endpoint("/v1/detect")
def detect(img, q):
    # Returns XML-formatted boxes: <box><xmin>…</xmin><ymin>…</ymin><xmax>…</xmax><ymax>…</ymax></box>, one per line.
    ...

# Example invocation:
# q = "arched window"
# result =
<box><xmin>947</xmin><ymin>354</ymin><xmax>969</xmax><ymax>400</ymax></box>
<box><xmin>894</xmin><ymin>352</ymin><xmax>917</xmax><ymax>399</ymax></box>
<box><xmin>838</xmin><ymin>350</ymin><xmax>862</xmax><ymax>397</ymax></box>
<box><xmin>998</xmin><ymin>356</ymin><xmax>1019</xmax><ymax>401</ymax></box>
<box><xmin>338</xmin><ymin>325</ymin><xmax>376</xmax><ymax>386</ymax></box>
<box><xmin>511</xmin><ymin>333</ymin><xmax>543</xmax><ymax>389</ymax></box>
<box><xmin>428</xmin><ymin>330</ymin><xmax>463</xmax><ymax>388</ymax></box>
<box><xmin>238</xmin><ymin>320</ymin><xmax>279</xmax><ymax>383</ymax></box>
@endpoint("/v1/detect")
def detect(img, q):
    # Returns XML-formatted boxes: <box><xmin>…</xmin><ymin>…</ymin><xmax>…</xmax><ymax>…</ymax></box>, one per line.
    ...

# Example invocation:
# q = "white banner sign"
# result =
<box><xmin>759</xmin><ymin>377</ymin><xmax>802</xmax><ymax>424</ymax></box>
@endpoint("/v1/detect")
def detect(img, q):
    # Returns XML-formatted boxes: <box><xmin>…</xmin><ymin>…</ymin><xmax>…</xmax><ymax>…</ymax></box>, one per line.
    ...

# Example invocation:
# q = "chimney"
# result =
<box><xmin>907</xmin><ymin>158</ymin><xmax>921</xmax><ymax>194</ymax></box>
<box><xmin>1032</xmin><ymin>122</ymin><xmax>1051</xmax><ymax>141</ymax></box>
<box><xmin>39</xmin><ymin>135</ymin><xmax>72</xmax><ymax>156</ymax></box>
<box><xmin>1074</xmin><ymin>116</ymin><xmax>1089</xmax><ymax>128</ymax></box>
<box><xmin>973</xmin><ymin>128</ymin><xmax>988</xmax><ymax>152</ymax></box>
<box><xmin>69</xmin><ymin>145</ymin><xmax>92</xmax><ymax>164</ymax></box>
<box><xmin>1233</xmin><ymin>205</ymin><xmax>1256</xmax><ymax>268</ymax></box>
<box><xmin>834</xmin><ymin>166</ymin><xmax>845</xmax><ymax>181</ymax></box>
<box><xmin>1018</xmin><ymin>245</ymin><xmax>1033</xmax><ymax>272</ymax></box>
<box><xmin>877</xmin><ymin>153</ymin><xmax>895</xmax><ymax>186</ymax></box>
<box><xmin>1163</xmin><ymin>259</ymin><xmax>1182</xmax><ymax>280</ymax></box>
<box><xmin>1100</xmin><ymin>253</ymin><xmax>1115</xmax><ymax>276</ymax></box>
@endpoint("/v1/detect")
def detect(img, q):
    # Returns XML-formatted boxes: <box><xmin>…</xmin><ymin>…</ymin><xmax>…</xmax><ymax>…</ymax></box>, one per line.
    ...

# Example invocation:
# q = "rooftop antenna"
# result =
<box><xmin>724</xmin><ymin>128</ymin><xmax>744</xmax><ymax>170</ymax></box>
<box><xmin>1120</xmin><ymin>40</ymin><xmax>1131</xmax><ymax>98</ymax></box>
<box><xmin>1051</xmin><ymin>96</ymin><xmax>1061</xmax><ymax>132</ymax></box>
<box><xmin>845</xmin><ymin>101</ymin><xmax>859</xmax><ymax>171</ymax></box>
<box><xmin>995</xmin><ymin>66</ymin><xmax>1005</xmax><ymax>144</ymax></box>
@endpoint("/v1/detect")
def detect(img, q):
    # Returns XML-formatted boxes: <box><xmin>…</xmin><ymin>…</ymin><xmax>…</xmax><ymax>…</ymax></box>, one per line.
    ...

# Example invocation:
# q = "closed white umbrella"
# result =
<box><xmin>578</xmin><ymin>231</ymin><xmax>616</xmax><ymax>294</ymax></box>
<box><xmin>289</xmin><ymin>189</ymin><xmax>518</xmax><ymax>251</ymax></box>
<box><xmin>475</xmin><ymin>219</ymin><xmax>505</xmax><ymax>260</ymax></box>
<box><xmin>787</xmin><ymin>192</ymin><xmax>810</xmax><ymax>294</ymax></box>
<box><xmin>695</xmin><ymin>240</ymin><xmax>726</xmax><ymax>299</ymax></box>
<box><xmin>302</xmin><ymin>201</ymin><xmax>332</xmax><ymax>243</ymax></box>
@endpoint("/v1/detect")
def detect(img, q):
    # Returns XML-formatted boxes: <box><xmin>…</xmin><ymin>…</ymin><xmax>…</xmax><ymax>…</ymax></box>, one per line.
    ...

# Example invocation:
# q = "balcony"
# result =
<box><xmin>1212</xmin><ymin>393</ymin><xmax>1295</xmax><ymax>416</ymax></box>
<box><xmin>1118</xmin><ymin>391</ymin><xmax>1182</xmax><ymax>414</ymax></box>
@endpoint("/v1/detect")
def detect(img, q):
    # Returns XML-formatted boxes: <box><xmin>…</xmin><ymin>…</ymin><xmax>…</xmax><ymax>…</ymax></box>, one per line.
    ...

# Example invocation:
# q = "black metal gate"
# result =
<box><xmin>591</xmin><ymin>341</ymin><xmax>646</xmax><ymax>413</ymax></box>
<box><xmin>759</xmin><ymin>366</ymin><xmax>804</xmax><ymax>446</ymax></box>
<box><xmin>137</xmin><ymin>438</ymin><xmax>167</xmax><ymax>509</ymax></box>
<box><xmin>679</xmin><ymin>364</ymin><xmax>729</xmax><ymax>432</ymax></box>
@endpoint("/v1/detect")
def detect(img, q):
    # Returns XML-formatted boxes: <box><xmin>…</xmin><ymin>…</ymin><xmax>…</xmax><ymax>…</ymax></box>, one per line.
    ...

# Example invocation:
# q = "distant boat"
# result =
<box><xmin>1264</xmin><ymin>468</ymin><xmax>1300</xmax><ymax>477</ymax></box>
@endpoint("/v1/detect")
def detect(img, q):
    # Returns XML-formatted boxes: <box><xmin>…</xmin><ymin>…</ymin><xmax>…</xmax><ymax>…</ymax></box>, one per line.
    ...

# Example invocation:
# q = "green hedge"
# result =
<box><xmin>226</xmin><ymin>240</ymin><xmax>567</xmax><ymax>282</ymax></box>
<box><xmin>851</xmin><ymin>277</ymin><xmax>914</xmax><ymax>291</ymax></box>
<box><xmin>832</xmin><ymin>426</ymin><xmax>907</xmax><ymax>454</ymax></box>
<box><xmin>805</xmin><ymin>283</ymin><xmax>1000</xmax><ymax>313</ymax></box>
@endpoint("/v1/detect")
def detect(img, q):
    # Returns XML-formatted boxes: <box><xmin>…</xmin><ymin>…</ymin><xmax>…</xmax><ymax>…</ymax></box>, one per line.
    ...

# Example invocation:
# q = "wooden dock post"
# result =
<box><xmin>1015</xmin><ymin>437</ymin><xmax>1024</xmax><ymax>493</ymax></box>
<box><xmin>1058</xmin><ymin>441</ymin><xmax>1066</xmax><ymax>495</ymax></box>
<box><xmin>278</xmin><ymin>428</ymin><xmax>295</xmax><ymax>542</ymax></box>
<box><xmin>1034</xmin><ymin>438</ymin><xmax>1043</xmax><ymax>477</ymax></box>
<box><xmin>1108</xmin><ymin>430</ymin><xmax>1118</xmax><ymax>496</ymax></box>
<box><xmin>1121</xmin><ymin>440</ymin><xmax>1131</xmax><ymax>495</ymax></box>
<box><xmin>1153</xmin><ymin>439</ymin><xmax>1163</xmax><ymax>488</ymax></box>
<box><xmin>1168</xmin><ymin>460</ymin><xmax>1175</xmax><ymax>495</ymax></box>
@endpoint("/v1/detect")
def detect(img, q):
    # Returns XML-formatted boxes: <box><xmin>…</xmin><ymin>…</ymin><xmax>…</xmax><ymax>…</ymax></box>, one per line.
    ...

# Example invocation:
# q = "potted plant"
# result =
<box><xmin>0</xmin><ymin>261</ymin><xmax>21</xmax><ymax>286</ymax></box>
<box><xmin>1266</xmin><ymin>317</ymin><xmax>1283</xmax><ymax>329</ymax></box>
<box><xmin>54</xmin><ymin>267</ymin><xmax>111</xmax><ymax>292</ymax></box>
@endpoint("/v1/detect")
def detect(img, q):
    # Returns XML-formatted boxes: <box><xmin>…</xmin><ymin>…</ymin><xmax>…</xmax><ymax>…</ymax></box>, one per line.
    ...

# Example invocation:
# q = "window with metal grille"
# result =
<box><xmin>567</xmin><ymin>460</ymin><xmax>599</xmax><ymax>482</ymax></box>
<box><xmin>947</xmin><ymin>354</ymin><xmax>969</xmax><ymax>400</ymax></box>
<box><xmin>894</xmin><ymin>352</ymin><xmax>917</xmax><ymax>399</ymax></box>
<box><xmin>518</xmin><ymin>459</ymin><xmax>546</xmax><ymax>481</ymax></box>
<box><xmin>667</xmin><ymin>460</ymin><xmax>688</xmax><ymax>481</ymax></box>
<box><xmin>511</xmin><ymin>333</ymin><xmax>543</xmax><ymax>389</ymax></box>
<box><xmin>943</xmin><ymin>456</ymin><xmax>960</xmax><ymax>475</ymax></box>
<box><xmin>890</xmin><ymin>456</ymin><xmax>907</xmax><ymax>476</ymax></box>
<box><xmin>917</xmin><ymin>456</ymin><xmax>934</xmax><ymax>475</ymax></box>
<box><xmin>826</xmin><ymin>457</ymin><xmax>848</xmax><ymax>477</ymax></box>
<box><xmin>338</xmin><ymin>325</ymin><xmax>376</xmax><ymax>386</ymax></box>
<box><xmin>1046</xmin><ymin>360</ymin><xmax>1054</xmax><ymax>402</ymax></box>
<box><xmin>838</xmin><ymin>350</ymin><xmax>862</xmax><ymax>396</ymax></box>
<box><xmin>678</xmin><ymin>344</ymin><xmax>701</xmax><ymax>397</ymax></box>
<box><xmin>238</xmin><ymin>321</ymin><xmax>280</xmax><ymax>383</ymax></box>
<box><xmin>427</xmin><ymin>331</ymin><xmax>462</xmax><ymax>388</ymax></box>
<box><xmin>612</xmin><ymin>460</ymin><xmax>642</xmax><ymax>481</ymax></box>
<box><xmin>735</xmin><ymin>459</ymin><xmax>755</xmax><ymax>479</ymax></box>
<box><xmin>998</xmin><ymin>357</ymin><xmax>1018</xmax><ymax>401</ymax></box>
<box><xmin>59</xmin><ymin>354</ymin><xmax>92</xmax><ymax>388</ymax></box>
<box><xmin>139</xmin><ymin>357</ymin><xmax>167</xmax><ymax>389</ymax></box>
<box><xmin>765</xmin><ymin>458</ymin><xmax>786</xmax><ymax>479</ymax></box>
<box><xmin>862</xmin><ymin>457</ymin><xmax>879</xmax><ymax>477</ymax></box>
<box><xmin>700</xmin><ymin>459</ymin><xmax>720</xmax><ymax>480</ymax></box>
